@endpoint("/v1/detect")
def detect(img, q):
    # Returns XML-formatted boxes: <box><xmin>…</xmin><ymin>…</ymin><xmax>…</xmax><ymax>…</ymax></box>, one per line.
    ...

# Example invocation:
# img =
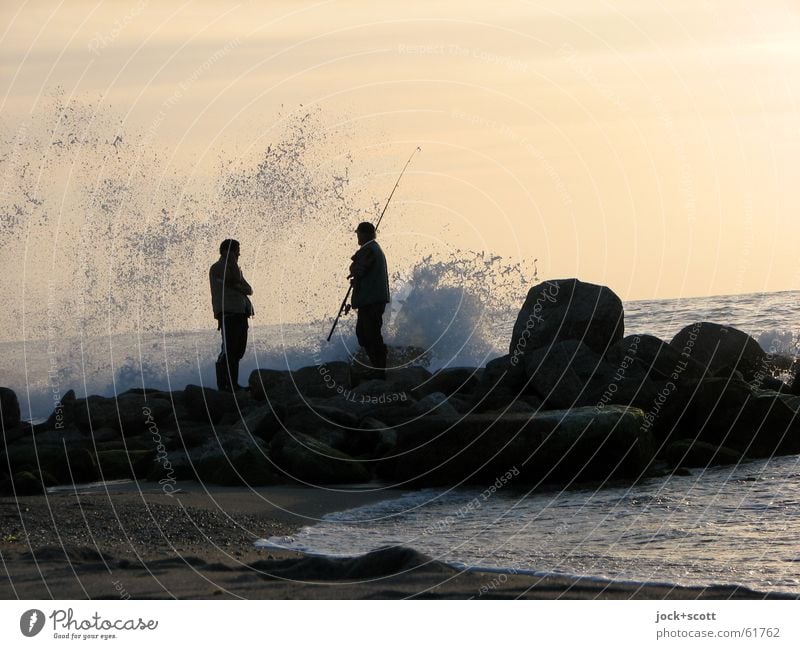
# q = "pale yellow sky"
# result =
<box><xmin>2</xmin><ymin>0</ymin><xmax>800</xmax><ymax>308</ymax></box>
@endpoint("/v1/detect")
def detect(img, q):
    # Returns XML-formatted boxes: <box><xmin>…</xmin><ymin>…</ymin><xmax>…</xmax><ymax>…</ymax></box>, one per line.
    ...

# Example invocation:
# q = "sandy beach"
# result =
<box><xmin>1</xmin><ymin>481</ymin><xmax>795</xmax><ymax>600</ymax></box>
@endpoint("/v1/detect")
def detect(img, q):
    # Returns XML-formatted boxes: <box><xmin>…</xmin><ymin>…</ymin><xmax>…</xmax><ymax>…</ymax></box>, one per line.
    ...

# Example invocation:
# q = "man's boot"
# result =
<box><xmin>372</xmin><ymin>345</ymin><xmax>388</xmax><ymax>381</ymax></box>
<box><xmin>229</xmin><ymin>357</ymin><xmax>243</xmax><ymax>391</ymax></box>
<box><xmin>215</xmin><ymin>355</ymin><xmax>230</xmax><ymax>392</ymax></box>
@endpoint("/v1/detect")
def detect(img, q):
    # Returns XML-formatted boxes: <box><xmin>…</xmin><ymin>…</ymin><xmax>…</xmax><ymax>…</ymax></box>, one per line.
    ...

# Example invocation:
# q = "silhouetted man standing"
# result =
<box><xmin>210</xmin><ymin>239</ymin><xmax>253</xmax><ymax>392</ymax></box>
<box><xmin>349</xmin><ymin>222</ymin><xmax>390</xmax><ymax>379</ymax></box>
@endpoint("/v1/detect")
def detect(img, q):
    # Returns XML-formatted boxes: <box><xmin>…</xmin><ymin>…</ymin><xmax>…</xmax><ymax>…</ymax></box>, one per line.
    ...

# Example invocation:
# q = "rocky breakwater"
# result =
<box><xmin>3</xmin><ymin>278</ymin><xmax>798</xmax><ymax>496</ymax></box>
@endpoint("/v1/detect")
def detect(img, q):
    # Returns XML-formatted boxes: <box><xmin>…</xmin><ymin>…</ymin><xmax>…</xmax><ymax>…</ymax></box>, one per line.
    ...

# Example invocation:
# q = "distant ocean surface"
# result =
<box><xmin>256</xmin><ymin>289</ymin><xmax>800</xmax><ymax>594</ymax></box>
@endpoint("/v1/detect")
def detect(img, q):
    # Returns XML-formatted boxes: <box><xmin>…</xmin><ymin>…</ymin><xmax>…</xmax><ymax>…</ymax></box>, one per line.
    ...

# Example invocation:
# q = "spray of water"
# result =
<box><xmin>1</xmin><ymin>95</ymin><xmax>537</xmax><ymax>420</ymax></box>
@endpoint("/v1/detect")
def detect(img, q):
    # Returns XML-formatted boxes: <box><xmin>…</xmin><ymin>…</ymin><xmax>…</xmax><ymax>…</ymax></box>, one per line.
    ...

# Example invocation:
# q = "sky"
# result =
<box><xmin>2</xmin><ymin>0</ymin><xmax>800</xmax><ymax>311</ymax></box>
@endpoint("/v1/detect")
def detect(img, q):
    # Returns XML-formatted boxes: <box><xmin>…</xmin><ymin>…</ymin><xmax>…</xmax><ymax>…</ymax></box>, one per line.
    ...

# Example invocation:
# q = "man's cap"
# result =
<box><xmin>355</xmin><ymin>221</ymin><xmax>376</xmax><ymax>235</ymax></box>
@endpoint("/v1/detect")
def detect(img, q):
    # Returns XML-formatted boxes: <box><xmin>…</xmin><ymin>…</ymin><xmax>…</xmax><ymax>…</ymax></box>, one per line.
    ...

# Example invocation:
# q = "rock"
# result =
<box><xmin>524</xmin><ymin>339</ymin><xmax>667</xmax><ymax>412</ymax></box>
<box><xmin>0</xmin><ymin>387</ymin><xmax>21</xmax><ymax>431</ymax></box>
<box><xmin>95</xmin><ymin>450</ymin><xmax>155</xmax><ymax>480</ymax></box>
<box><xmin>183</xmin><ymin>384</ymin><xmax>241</xmax><ymax>424</ymax></box>
<box><xmin>269</xmin><ymin>431</ymin><xmax>370</xmax><ymax>484</ymax></box>
<box><xmin>413</xmin><ymin>367</ymin><xmax>480</xmax><ymax>399</ymax></box>
<box><xmin>166</xmin><ymin>428</ymin><xmax>278</xmax><ymax>486</ymax></box>
<box><xmin>90</xmin><ymin>426</ymin><xmax>121</xmax><ymax>443</ymax></box>
<box><xmin>196</xmin><ymin>447</ymin><xmax>279</xmax><ymax>486</ymax></box>
<box><xmin>6</xmin><ymin>471</ymin><xmax>45</xmax><ymax>496</ymax></box>
<box><xmin>523</xmin><ymin>339</ymin><xmax>608</xmax><ymax>408</ymax></box>
<box><xmin>352</xmin><ymin>380</ymin><xmax>414</xmax><ymax>406</ymax></box>
<box><xmin>350</xmin><ymin>418</ymin><xmax>397</xmax><ymax>458</ymax></box>
<box><xmin>410</xmin><ymin>393</ymin><xmax>460</xmax><ymax>418</ymax></box>
<box><xmin>669</xmin><ymin>378</ymin><xmax>800</xmax><ymax>457</ymax></box>
<box><xmin>509</xmin><ymin>279</ymin><xmax>624</xmax><ymax>363</ymax></box>
<box><xmin>664</xmin><ymin>440</ymin><xmax>744</xmax><ymax>469</ymax></box>
<box><xmin>757</xmin><ymin>376</ymin><xmax>791</xmax><ymax>392</ymax></box>
<box><xmin>291</xmin><ymin>362</ymin><xmax>352</xmax><ymax>398</ymax></box>
<box><xmin>285</xmin><ymin>402</ymin><xmax>360</xmax><ymax>432</ymax></box>
<box><xmin>41</xmin><ymin>389</ymin><xmax>76</xmax><ymax>430</ymax></box>
<box><xmin>606</xmin><ymin>334</ymin><xmax>706</xmax><ymax>383</ymax></box>
<box><xmin>670</xmin><ymin>322</ymin><xmax>768</xmax><ymax>383</ymax></box>
<box><xmin>248</xmin><ymin>369</ymin><xmax>292</xmax><ymax>401</ymax></box>
<box><xmin>230</xmin><ymin>404</ymin><xmax>284</xmax><ymax>443</ymax></box>
<box><xmin>384</xmin><ymin>366</ymin><xmax>433</xmax><ymax>392</ymax></box>
<box><xmin>253</xmin><ymin>546</ymin><xmax>444</xmax><ymax>580</ymax></box>
<box><xmin>479</xmin><ymin>355</ymin><xmax>528</xmax><ymax>393</ymax></box>
<box><xmin>378</xmin><ymin>406</ymin><xmax>655</xmax><ymax>487</ymax></box>
<box><xmin>33</xmin><ymin>426</ymin><xmax>87</xmax><ymax>447</ymax></box>
<box><xmin>73</xmin><ymin>394</ymin><xmax>172</xmax><ymax>436</ymax></box>
<box><xmin>0</xmin><ymin>443</ymin><xmax>97</xmax><ymax>484</ymax></box>
<box><xmin>359</xmin><ymin>404</ymin><xmax>421</xmax><ymax>428</ymax></box>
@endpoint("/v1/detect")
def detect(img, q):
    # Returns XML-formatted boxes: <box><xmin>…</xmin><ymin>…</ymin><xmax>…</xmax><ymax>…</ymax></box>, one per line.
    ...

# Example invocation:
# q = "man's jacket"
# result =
<box><xmin>209</xmin><ymin>258</ymin><xmax>254</xmax><ymax>318</ymax></box>
<box><xmin>349</xmin><ymin>239</ymin><xmax>389</xmax><ymax>309</ymax></box>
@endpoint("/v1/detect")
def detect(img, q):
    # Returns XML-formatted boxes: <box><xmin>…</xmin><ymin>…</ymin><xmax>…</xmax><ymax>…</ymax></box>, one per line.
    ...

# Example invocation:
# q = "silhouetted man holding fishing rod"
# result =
<box><xmin>349</xmin><ymin>222</ymin><xmax>390</xmax><ymax>378</ymax></box>
<box><xmin>326</xmin><ymin>147</ymin><xmax>421</xmax><ymax>379</ymax></box>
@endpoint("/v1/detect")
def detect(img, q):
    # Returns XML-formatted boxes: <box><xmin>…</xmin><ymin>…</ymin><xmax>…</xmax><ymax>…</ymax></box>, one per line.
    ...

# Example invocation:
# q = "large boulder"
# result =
<box><xmin>669</xmin><ymin>378</ymin><xmax>800</xmax><ymax>457</ymax></box>
<box><xmin>0</xmin><ymin>387</ymin><xmax>21</xmax><ymax>431</ymax></box>
<box><xmin>183</xmin><ymin>384</ymin><xmax>243</xmax><ymax>424</ymax></box>
<box><xmin>509</xmin><ymin>279</ymin><xmax>624</xmax><ymax>364</ymax></box>
<box><xmin>269</xmin><ymin>431</ymin><xmax>370</xmax><ymax>484</ymax></box>
<box><xmin>186</xmin><ymin>428</ymin><xmax>280</xmax><ymax>486</ymax></box>
<box><xmin>73</xmin><ymin>393</ymin><xmax>173</xmax><ymax>436</ymax></box>
<box><xmin>411</xmin><ymin>367</ymin><xmax>480</xmax><ymax>399</ymax></box>
<box><xmin>377</xmin><ymin>406</ymin><xmax>655</xmax><ymax>487</ymax></box>
<box><xmin>0</xmin><ymin>443</ymin><xmax>98</xmax><ymax>484</ymax></box>
<box><xmin>670</xmin><ymin>322</ymin><xmax>768</xmax><ymax>383</ymax></box>
<box><xmin>290</xmin><ymin>362</ymin><xmax>352</xmax><ymax>398</ymax></box>
<box><xmin>663</xmin><ymin>439</ymin><xmax>744</xmax><ymax>469</ymax></box>
<box><xmin>606</xmin><ymin>334</ymin><xmax>706</xmax><ymax>383</ymax></box>
<box><xmin>248</xmin><ymin>369</ymin><xmax>292</xmax><ymax>402</ymax></box>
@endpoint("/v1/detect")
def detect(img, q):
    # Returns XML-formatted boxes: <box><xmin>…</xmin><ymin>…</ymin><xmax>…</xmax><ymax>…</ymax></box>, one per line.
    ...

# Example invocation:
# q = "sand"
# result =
<box><xmin>0</xmin><ymin>481</ymin><xmax>795</xmax><ymax>600</ymax></box>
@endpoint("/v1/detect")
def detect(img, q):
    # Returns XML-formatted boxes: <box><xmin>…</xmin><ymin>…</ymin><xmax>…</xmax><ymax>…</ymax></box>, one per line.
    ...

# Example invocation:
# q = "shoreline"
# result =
<box><xmin>1</xmin><ymin>481</ymin><xmax>797</xmax><ymax>600</ymax></box>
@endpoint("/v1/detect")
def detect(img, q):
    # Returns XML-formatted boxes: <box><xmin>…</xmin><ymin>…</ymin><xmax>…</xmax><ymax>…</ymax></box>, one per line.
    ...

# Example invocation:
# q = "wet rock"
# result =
<box><xmin>196</xmin><ymin>447</ymin><xmax>279</xmax><ymax>486</ymax></box>
<box><xmin>291</xmin><ymin>362</ymin><xmax>351</xmax><ymax>398</ymax></box>
<box><xmin>95</xmin><ymin>450</ymin><xmax>155</xmax><ymax>480</ymax></box>
<box><xmin>670</xmin><ymin>322</ymin><xmax>768</xmax><ymax>383</ymax></box>
<box><xmin>183</xmin><ymin>428</ymin><xmax>280</xmax><ymax>486</ymax></box>
<box><xmin>230</xmin><ymin>404</ymin><xmax>285</xmax><ymax>443</ymax></box>
<box><xmin>269</xmin><ymin>431</ymin><xmax>370</xmax><ymax>484</ymax></box>
<box><xmin>378</xmin><ymin>405</ymin><xmax>654</xmax><ymax>487</ymax></box>
<box><xmin>33</xmin><ymin>426</ymin><xmax>87</xmax><ymax>447</ymax></box>
<box><xmin>73</xmin><ymin>394</ymin><xmax>172</xmax><ymax>436</ymax></box>
<box><xmin>413</xmin><ymin>367</ymin><xmax>480</xmax><ymax>399</ymax></box>
<box><xmin>606</xmin><ymin>334</ymin><xmax>706</xmax><ymax>383</ymax></box>
<box><xmin>183</xmin><ymin>384</ymin><xmax>243</xmax><ymax>425</ymax></box>
<box><xmin>478</xmin><ymin>354</ymin><xmax>527</xmax><ymax>393</ymax></box>
<box><xmin>670</xmin><ymin>378</ymin><xmax>800</xmax><ymax>457</ymax></box>
<box><xmin>5</xmin><ymin>471</ymin><xmax>45</xmax><ymax>496</ymax></box>
<box><xmin>0</xmin><ymin>387</ymin><xmax>21</xmax><ymax>431</ymax></box>
<box><xmin>410</xmin><ymin>392</ymin><xmax>460</xmax><ymax>418</ymax></box>
<box><xmin>523</xmin><ymin>339</ymin><xmax>610</xmax><ymax>408</ymax></box>
<box><xmin>664</xmin><ymin>439</ymin><xmax>744</xmax><ymax>469</ymax></box>
<box><xmin>510</xmin><ymin>279</ymin><xmax>624</xmax><ymax>362</ymax></box>
<box><xmin>248</xmin><ymin>369</ymin><xmax>292</xmax><ymax>401</ymax></box>
<box><xmin>0</xmin><ymin>443</ymin><xmax>97</xmax><ymax>484</ymax></box>
<box><xmin>40</xmin><ymin>389</ymin><xmax>76</xmax><ymax>431</ymax></box>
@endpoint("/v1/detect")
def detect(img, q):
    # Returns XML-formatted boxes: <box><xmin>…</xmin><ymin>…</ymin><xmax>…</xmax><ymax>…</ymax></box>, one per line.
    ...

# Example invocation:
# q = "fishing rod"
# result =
<box><xmin>326</xmin><ymin>146</ymin><xmax>421</xmax><ymax>342</ymax></box>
